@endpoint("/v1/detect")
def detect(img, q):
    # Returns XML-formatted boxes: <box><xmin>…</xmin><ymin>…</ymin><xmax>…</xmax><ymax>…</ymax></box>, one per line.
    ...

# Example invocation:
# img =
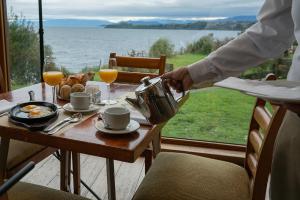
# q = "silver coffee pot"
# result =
<box><xmin>125</xmin><ymin>76</ymin><xmax>185</xmax><ymax>124</ymax></box>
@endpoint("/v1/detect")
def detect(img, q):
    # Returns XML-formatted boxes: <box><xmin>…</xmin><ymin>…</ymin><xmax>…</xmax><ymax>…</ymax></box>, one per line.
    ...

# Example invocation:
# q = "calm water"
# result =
<box><xmin>44</xmin><ymin>27</ymin><xmax>240</xmax><ymax>72</ymax></box>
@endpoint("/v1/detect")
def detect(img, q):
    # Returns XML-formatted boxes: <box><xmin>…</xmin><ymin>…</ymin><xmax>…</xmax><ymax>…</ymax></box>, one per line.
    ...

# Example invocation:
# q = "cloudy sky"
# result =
<box><xmin>7</xmin><ymin>0</ymin><xmax>264</xmax><ymax>22</ymax></box>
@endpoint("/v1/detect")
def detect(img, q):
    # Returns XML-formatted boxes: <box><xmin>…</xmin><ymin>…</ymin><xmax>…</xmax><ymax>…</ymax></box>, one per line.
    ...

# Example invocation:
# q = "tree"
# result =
<box><xmin>185</xmin><ymin>34</ymin><xmax>215</xmax><ymax>54</ymax></box>
<box><xmin>8</xmin><ymin>11</ymin><xmax>54</xmax><ymax>86</ymax></box>
<box><xmin>149</xmin><ymin>38</ymin><xmax>174</xmax><ymax>58</ymax></box>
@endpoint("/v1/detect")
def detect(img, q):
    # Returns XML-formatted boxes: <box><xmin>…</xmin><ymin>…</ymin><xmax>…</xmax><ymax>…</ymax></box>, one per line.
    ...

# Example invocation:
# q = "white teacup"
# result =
<box><xmin>103</xmin><ymin>107</ymin><xmax>130</xmax><ymax>130</ymax></box>
<box><xmin>70</xmin><ymin>92</ymin><xmax>91</xmax><ymax>110</ymax></box>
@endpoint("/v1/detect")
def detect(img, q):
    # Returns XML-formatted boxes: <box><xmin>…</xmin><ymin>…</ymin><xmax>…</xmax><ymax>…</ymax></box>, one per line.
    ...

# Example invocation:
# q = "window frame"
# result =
<box><xmin>0</xmin><ymin>0</ymin><xmax>10</xmax><ymax>92</ymax></box>
<box><xmin>1</xmin><ymin>0</ymin><xmax>247</xmax><ymax>165</ymax></box>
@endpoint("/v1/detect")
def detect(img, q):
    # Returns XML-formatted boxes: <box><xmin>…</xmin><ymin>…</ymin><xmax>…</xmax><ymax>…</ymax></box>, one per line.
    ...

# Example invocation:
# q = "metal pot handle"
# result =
<box><xmin>162</xmin><ymin>78</ymin><xmax>185</xmax><ymax>102</ymax></box>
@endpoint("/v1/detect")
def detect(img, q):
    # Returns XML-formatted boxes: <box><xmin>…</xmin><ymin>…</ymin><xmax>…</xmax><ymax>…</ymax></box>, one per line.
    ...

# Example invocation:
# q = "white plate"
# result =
<box><xmin>63</xmin><ymin>103</ymin><xmax>101</xmax><ymax>113</ymax></box>
<box><xmin>95</xmin><ymin>120</ymin><xmax>140</xmax><ymax>134</ymax></box>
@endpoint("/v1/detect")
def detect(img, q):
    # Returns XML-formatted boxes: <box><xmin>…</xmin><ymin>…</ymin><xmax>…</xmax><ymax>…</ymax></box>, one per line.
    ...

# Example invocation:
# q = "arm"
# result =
<box><xmin>163</xmin><ymin>0</ymin><xmax>295</xmax><ymax>90</ymax></box>
<box><xmin>187</xmin><ymin>0</ymin><xmax>295</xmax><ymax>86</ymax></box>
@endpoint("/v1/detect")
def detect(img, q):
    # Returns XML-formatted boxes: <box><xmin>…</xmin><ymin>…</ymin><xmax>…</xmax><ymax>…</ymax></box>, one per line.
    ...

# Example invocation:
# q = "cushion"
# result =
<box><xmin>133</xmin><ymin>152</ymin><xmax>250</xmax><ymax>200</ymax></box>
<box><xmin>7</xmin><ymin>182</ymin><xmax>90</xmax><ymax>200</ymax></box>
<box><xmin>7</xmin><ymin>140</ymin><xmax>45</xmax><ymax>170</ymax></box>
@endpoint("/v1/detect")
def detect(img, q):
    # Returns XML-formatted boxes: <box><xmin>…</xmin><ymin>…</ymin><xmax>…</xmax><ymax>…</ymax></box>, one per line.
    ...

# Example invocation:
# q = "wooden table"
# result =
<box><xmin>0</xmin><ymin>82</ymin><xmax>188</xmax><ymax>200</ymax></box>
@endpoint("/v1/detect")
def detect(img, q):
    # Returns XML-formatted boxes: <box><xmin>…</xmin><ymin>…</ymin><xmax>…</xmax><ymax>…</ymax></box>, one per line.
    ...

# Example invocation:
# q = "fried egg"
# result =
<box><xmin>26</xmin><ymin>106</ymin><xmax>52</xmax><ymax>118</ymax></box>
<box><xmin>20</xmin><ymin>105</ymin><xmax>39</xmax><ymax>112</ymax></box>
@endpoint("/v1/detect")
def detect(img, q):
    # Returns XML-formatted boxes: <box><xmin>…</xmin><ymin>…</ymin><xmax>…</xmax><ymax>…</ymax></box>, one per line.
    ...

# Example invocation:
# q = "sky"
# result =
<box><xmin>7</xmin><ymin>0</ymin><xmax>264</xmax><ymax>22</ymax></box>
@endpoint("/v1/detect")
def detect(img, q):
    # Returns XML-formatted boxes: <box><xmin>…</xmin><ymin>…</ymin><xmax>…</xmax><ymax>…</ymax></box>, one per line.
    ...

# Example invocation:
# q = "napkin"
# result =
<box><xmin>0</xmin><ymin>100</ymin><xmax>16</xmax><ymax>114</ymax></box>
<box><xmin>214</xmin><ymin>77</ymin><xmax>300</xmax><ymax>102</ymax></box>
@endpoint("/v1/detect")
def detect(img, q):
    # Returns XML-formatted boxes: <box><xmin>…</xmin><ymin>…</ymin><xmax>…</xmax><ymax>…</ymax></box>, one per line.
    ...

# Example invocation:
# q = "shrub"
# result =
<box><xmin>149</xmin><ymin>38</ymin><xmax>174</xmax><ymax>58</ymax></box>
<box><xmin>185</xmin><ymin>34</ymin><xmax>215</xmax><ymax>54</ymax></box>
<box><xmin>8</xmin><ymin>11</ymin><xmax>54</xmax><ymax>85</ymax></box>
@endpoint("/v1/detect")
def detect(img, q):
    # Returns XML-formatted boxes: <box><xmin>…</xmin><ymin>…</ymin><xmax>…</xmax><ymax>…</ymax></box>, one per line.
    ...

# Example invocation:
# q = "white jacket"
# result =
<box><xmin>188</xmin><ymin>0</ymin><xmax>299</xmax><ymax>83</ymax></box>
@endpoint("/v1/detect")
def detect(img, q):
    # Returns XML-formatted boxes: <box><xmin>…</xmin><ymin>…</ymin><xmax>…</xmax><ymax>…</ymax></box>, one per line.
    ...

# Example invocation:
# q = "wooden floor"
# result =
<box><xmin>22</xmin><ymin>154</ymin><xmax>145</xmax><ymax>200</ymax></box>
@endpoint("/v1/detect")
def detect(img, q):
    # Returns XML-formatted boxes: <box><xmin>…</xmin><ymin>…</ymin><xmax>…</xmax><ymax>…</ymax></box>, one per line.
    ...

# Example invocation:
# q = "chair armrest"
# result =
<box><xmin>0</xmin><ymin>161</ymin><xmax>35</xmax><ymax>196</ymax></box>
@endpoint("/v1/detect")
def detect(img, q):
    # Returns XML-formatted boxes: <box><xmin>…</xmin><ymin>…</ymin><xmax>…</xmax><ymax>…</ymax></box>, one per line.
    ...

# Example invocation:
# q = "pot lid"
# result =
<box><xmin>136</xmin><ymin>76</ymin><xmax>161</xmax><ymax>93</ymax></box>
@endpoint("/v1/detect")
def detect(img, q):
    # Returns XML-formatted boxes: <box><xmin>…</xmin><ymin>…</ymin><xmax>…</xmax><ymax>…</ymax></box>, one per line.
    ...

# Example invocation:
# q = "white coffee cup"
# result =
<box><xmin>70</xmin><ymin>92</ymin><xmax>91</xmax><ymax>110</ymax></box>
<box><xmin>103</xmin><ymin>107</ymin><xmax>130</xmax><ymax>130</ymax></box>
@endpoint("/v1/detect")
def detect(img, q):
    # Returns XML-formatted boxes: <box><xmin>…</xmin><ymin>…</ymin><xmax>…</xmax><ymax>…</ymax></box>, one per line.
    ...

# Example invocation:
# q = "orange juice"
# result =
<box><xmin>99</xmin><ymin>69</ymin><xmax>118</xmax><ymax>83</ymax></box>
<box><xmin>43</xmin><ymin>71</ymin><xmax>64</xmax><ymax>86</ymax></box>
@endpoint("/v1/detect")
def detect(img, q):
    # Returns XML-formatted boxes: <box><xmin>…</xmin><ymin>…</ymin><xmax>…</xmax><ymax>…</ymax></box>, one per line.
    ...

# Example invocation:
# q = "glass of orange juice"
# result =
<box><xmin>43</xmin><ymin>65</ymin><xmax>64</xmax><ymax>103</ymax></box>
<box><xmin>99</xmin><ymin>66</ymin><xmax>118</xmax><ymax>105</ymax></box>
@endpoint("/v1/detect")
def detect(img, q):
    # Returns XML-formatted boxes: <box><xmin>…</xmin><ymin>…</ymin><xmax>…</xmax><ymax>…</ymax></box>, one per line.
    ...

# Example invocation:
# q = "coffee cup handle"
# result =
<box><xmin>99</xmin><ymin>113</ymin><xmax>110</xmax><ymax>129</ymax></box>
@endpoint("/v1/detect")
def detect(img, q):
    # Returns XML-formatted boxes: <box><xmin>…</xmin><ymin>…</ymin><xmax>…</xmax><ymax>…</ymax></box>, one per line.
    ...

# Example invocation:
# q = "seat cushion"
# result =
<box><xmin>133</xmin><ymin>152</ymin><xmax>250</xmax><ymax>200</ymax></box>
<box><xmin>8</xmin><ymin>182</ymin><xmax>90</xmax><ymax>200</ymax></box>
<box><xmin>7</xmin><ymin>140</ymin><xmax>45</xmax><ymax>170</ymax></box>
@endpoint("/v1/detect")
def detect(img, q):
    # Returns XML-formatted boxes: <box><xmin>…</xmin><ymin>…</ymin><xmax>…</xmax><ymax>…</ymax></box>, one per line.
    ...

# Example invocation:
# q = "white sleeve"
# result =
<box><xmin>188</xmin><ymin>0</ymin><xmax>295</xmax><ymax>85</ymax></box>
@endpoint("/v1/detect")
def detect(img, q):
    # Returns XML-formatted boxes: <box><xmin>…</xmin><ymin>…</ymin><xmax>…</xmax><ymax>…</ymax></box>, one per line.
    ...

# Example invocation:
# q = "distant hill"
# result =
<box><xmin>31</xmin><ymin>16</ymin><xmax>257</xmax><ymax>29</ymax></box>
<box><xmin>226</xmin><ymin>15</ymin><xmax>257</xmax><ymax>22</ymax></box>
<box><xmin>33</xmin><ymin>19</ymin><xmax>111</xmax><ymax>27</ymax></box>
<box><xmin>105</xmin><ymin>16</ymin><xmax>256</xmax><ymax>31</ymax></box>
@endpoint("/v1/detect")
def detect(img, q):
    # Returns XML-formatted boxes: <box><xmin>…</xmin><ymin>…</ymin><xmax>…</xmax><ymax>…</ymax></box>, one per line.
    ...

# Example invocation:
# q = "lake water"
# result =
<box><xmin>44</xmin><ymin>27</ymin><xmax>240</xmax><ymax>72</ymax></box>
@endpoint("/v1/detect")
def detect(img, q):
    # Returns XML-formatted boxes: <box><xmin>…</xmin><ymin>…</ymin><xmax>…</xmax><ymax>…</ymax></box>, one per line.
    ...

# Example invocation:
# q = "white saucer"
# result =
<box><xmin>63</xmin><ymin>103</ymin><xmax>101</xmax><ymax>113</ymax></box>
<box><xmin>95</xmin><ymin>120</ymin><xmax>140</xmax><ymax>134</ymax></box>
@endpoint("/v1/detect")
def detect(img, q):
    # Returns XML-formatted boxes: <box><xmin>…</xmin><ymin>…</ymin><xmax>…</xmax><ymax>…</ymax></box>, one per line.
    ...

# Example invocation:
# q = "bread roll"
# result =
<box><xmin>71</xmin><ymin>84</ymin><xmax>85</xmax><ymax>93</ymax></box>
<box><xmin>60</xmin><ymin>85</ymin><xmax>71</xmax><ymax>100</ymax></box>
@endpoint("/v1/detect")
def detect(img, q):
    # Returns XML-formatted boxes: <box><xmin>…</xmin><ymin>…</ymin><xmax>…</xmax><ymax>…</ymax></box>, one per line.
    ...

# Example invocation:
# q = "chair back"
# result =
<box><xmin>109</xmin><ymin>52</ymin><xmax>166</xmax><ymax>83</ymax></box>
<box><xmin>245</xmin><ymin>74</ymin><xmax>286</xmax><ymax>200</ymax></box>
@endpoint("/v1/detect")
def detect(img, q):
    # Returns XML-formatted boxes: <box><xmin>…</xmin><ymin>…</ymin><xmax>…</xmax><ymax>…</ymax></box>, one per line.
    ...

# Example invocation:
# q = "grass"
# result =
<box><xmin>163</xmin><ymin>88</ymin><xmax>255</xmax><ymax>144</ymax></box>
<box><xmin>167</xmin><ymin>53</ymin><xmax>206</xmax><ymax>69</ymax></box>
<box><xmin>163</xmin><ymin>53</ymin><xmax>255</xmax><ymax>144</ymax></box>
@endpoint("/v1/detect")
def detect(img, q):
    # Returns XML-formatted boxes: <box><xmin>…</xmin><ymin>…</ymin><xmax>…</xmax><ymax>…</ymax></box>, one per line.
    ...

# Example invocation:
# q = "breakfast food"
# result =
<box><xmin>21</xmin><ymin>105</ymin><xmax>39</xmax><ymax>112</ymax></box>
<box><xmin>71</xmin><ymin>84</ymin><xmax>85</xmax><ymax>93</ymax></box>
<box><xmin>28</xmin><ymin>107</ymin><xmax>52</xmax><ymax>118</ymax></box>
<box><xmin>58</xmin><ymin>72</ymin><xmax>95</xmax><ymax>100</ymax></box>
<box><xmin>60</xmin><ymin>85</ymin><xmax>72</xmax><ymax>100</ymax></box>
<box><xmin>20</xmin><ymin>105</ymin><xmax>53</xmax><ymax>118</ymax></box>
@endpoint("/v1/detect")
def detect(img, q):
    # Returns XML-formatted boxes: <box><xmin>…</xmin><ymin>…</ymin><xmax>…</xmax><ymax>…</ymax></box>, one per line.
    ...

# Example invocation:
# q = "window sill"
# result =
<box><xmin>161</xmin><ymin>137</ymin><xmax>246</xmax><ymax>166</ymax></box>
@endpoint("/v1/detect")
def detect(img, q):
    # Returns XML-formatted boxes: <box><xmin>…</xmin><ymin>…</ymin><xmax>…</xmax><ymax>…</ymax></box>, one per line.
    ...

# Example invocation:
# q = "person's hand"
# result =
<box><xmin>162</xmin><ymin>67</ymin><xmax>193</xmax><ymax>92</ymax></box>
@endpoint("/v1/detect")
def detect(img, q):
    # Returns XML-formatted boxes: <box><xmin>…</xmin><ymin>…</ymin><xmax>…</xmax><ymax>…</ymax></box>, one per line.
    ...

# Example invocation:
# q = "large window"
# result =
<box><xmin>6</xmin><ymin>0</ymin><xmax>295</xmax><ymax>145</ymax></box>
<box><xmin>6</xmin><ymin>0</ymin><xmax>41</xmax><ymax>90</ymax></box>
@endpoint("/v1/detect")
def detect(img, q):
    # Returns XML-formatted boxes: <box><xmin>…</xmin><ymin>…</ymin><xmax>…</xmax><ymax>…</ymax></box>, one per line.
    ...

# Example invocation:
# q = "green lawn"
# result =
<box><xmin>163</xmin><ymin>53</ymin><xmax>255</xmax><ymax>144</ymax></box>
<box><xmin>167</xmin><ymin>53</ymin><xmax>206</xmax><ymax>69</ymax></box>
<box><xmin>163</xmin><ymin>88</ymin><xmax>255</xmax><ymax>144</ymax></box>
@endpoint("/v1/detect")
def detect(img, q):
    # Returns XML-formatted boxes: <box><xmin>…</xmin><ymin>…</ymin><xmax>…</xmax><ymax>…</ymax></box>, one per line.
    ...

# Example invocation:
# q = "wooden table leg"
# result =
<box><xmin>143</xmin><ymin>149</ymin><xmax>152</xmax><ymax>174</ymax></box>
<box><xmin>60</xmin><ymin>150</ymin><xmax>70</xmax><ymax>192</ymax></box>
<box><xmin>106</xmin><ymin>158</ymin><xmax>116</xmax><ymax>200</ymax></box>
<box><xmin>72</xmin><ymin>152</ymin><xmax>81</xmax><ymax>195</ymax></box>
<box><xmin>0</xmin><ymin>138</ymin><xmax>10</xmax><ymax>184</ymax></box>
<box><xmin>151</xmin><ymin>130</ymin><xmax>161</xmax><ymax>158</ymax></box>
<box><xmin>0</xmin><ymin>138</ymin><xmax>9</xmax><ymax>200</ymax></box>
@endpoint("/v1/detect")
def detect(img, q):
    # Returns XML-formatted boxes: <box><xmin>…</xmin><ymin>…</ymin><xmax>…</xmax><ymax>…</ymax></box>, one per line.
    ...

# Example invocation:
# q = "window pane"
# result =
<box><xmin>6</xmin><ymin>0</ymin><xmax>41</xmax><ymax>90</ymax></box>
<box><xmin>11</xmin><ymin>0</ymin><xmax>294</xmax><ymax>144</ymax></box>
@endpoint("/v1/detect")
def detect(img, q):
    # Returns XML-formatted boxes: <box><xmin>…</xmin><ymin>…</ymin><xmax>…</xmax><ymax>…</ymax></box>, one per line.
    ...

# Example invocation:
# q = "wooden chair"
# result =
<box><xmin>109</xmin><ymin>52</ymin><xmax>166</xmax><ymax>83</ymax></box>
<box><xmin>0</xmin><ymin>162</ymin><xmax>89</xmax><ymax>200</ymax></box>
<box><xmin>0</xmin><ymin>141</ymin><xmax>74</xmax><ymax>193</ymax></box>
<box><xmin>4</xmin><ymin>144</ymin><xmax>56</xmax><ymax>178</ymax></box>
<box><xmin>133</xmin><ymin>74</ymin><xmax>287</xmax><ymax>200</ymax></box>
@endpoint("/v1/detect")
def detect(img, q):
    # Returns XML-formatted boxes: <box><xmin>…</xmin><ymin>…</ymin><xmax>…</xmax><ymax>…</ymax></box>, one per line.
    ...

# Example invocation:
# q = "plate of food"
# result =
<box><xmin>9</xmin><ymin>101</ymin><xmax>58</xmax><ymax>124</ymax></box>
